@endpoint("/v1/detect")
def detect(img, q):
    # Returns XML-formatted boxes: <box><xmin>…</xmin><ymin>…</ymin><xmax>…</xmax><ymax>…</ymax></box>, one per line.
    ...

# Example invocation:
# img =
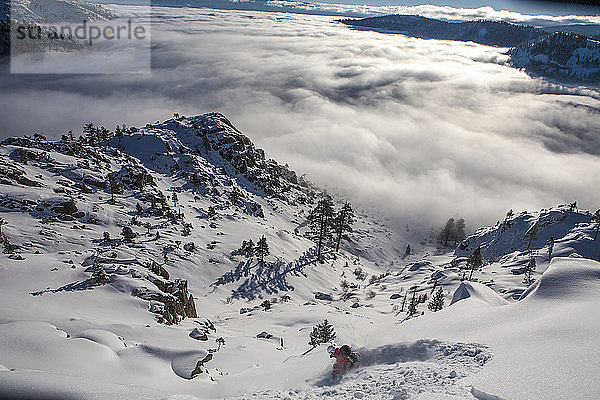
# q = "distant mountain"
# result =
<box><xmin>339</xmin><ymin>15</ymin><xmax>546</xmax><ymax>47</ymax></box>
<box><xmin>542</xmin><ymin>24</ymin><xmax>600</xmax><ymax>38</ymax></box>
<box><xmin>508</xmin><ymin>31</ymin><xmax>600</xmax><ymax>83</ymax></box>
<box><xmin>340</xmin><ymin>14</ymin><xmax>600</xmax><ymax>86</ymax></box>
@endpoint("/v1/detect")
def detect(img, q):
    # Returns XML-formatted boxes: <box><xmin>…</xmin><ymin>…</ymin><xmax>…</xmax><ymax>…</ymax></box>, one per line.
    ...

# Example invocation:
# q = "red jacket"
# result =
<box><xmin>332</xmin><ymin>347</ymin><xmax>355</xmax><ymax>375</ymax></box>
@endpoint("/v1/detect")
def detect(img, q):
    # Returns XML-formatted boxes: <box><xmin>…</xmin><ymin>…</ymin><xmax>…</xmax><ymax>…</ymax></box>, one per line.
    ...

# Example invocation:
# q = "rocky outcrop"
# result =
<box><xmin>134</xmin><ymin>278</ymin><xmax>198</xmax><ymax>325</ymax></box>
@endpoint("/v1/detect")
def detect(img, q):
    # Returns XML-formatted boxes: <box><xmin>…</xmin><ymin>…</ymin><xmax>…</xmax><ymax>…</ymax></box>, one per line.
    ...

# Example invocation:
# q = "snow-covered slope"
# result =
<box><xmin>0</xmin><ymin>112</ymin><xmax>598</xmax><ymax>399</ymax></box>
<box><xmin>508</xmin><ymin>31</ymin><xmax>600</xmax><ymax>84</ymax></box>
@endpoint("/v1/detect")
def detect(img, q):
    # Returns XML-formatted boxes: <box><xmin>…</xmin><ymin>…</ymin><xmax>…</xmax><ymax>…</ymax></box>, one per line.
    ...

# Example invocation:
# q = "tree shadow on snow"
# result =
<box><xmin>29</xmin><ymin>278</ymin><xmax>99</xmax><ymax>296</ymax></box>
<box><xmin>212</xmin><ymin>247</ymin><xmax>323</xmax><ymax>300</ymax></box>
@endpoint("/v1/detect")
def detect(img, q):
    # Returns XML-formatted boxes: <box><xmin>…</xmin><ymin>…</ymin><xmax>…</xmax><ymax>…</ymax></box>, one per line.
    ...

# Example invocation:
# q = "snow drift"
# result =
<box><xmin>450</xmin><ymin>281</ymin><xmax>510</xmax><ymax>306</ymax></box>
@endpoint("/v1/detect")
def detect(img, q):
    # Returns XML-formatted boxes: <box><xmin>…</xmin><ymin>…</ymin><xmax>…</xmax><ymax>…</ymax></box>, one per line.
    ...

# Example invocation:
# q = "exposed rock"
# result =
<box><xmin>257</xmin><ymin>331</ymin><xmax>273</xmax><ymax>339</ymax></box>
<box><xmin>314</xmin><ymin>292</ymin><xmax>334</xmax><ymax>301</ymax></box>
<box><xmin>191</xmin><ymin>353</ymin><xmax>213</xmax><ymax>378</ymax></box>
<box><xmin>47</xmin><ymin>199</ymin><xmax>78</xmax><ymax>215</ymax></box>
<box><xmin>149</xmin><ymin>261</ymin><xmax>170</xmax><ymax>280</ymax></box>
<box><xmin>189</xmin><ymin>327</ymin><xmax>209</xmax><ymax>341</ymax></box>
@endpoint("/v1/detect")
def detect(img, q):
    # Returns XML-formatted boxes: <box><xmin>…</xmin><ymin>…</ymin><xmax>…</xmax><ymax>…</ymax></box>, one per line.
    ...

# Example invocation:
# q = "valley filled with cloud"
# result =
<box><xmin>1</xmin><ymin>5</ymin><xmax>599</xmax><ymax>229</ymax></box>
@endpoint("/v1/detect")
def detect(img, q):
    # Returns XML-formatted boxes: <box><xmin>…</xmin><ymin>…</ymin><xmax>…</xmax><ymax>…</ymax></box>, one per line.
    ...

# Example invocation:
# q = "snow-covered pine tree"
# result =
<box><xmin>405</xmin><ymin>244</ymin><xmax>411</xmax><ymax>257</ymax></box>
<box><xmin>255</xmin><ymin>236</ymin><xmax>270</xmax><ymax>266</ymax></box>
<box><xmin>333</xmin><ymin>201</ymin><xmax>355</xmax><ymax>252</ymax></box>
<box><xmin>307</xmin><ymin>195</ymin><xmax>335</xmax><ymax>262</ymax></box>
<box><xmin>428</xmin><ymin>287</ymin><xmax>444</xmax><ymax>312</ymax></box>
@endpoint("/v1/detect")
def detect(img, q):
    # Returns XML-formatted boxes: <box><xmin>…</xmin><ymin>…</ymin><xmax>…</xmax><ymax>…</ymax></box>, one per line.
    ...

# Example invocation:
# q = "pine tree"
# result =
<box><xmin>405</xmin><ymin>244</ymin><xmax>411</xmax><ymax>257</ymax></box>
<box><xmin>332</xmin><ymin>201</ymin><xmax>354</xmax><ymax>252</ymax></box>
<box><xmin>307</xmin><ymin>195</ymin><xmax>335</xmax><ymax>262</ymax></box>
<box><xmin>260</xmin><ymin>300</ymin><xmax>271</xmax><ymax>311</ymax></box>
<box><xmin>255</xmin><ymin>236</ymin><xmax>270</xmax><ymax>266</ymax></box>
<box><xmin>103</xmin><ymin>231</ymin><xmax>110</xmax><ymax>242</ymax></box>
<box><xmin>92</xmin><ymin>262</ymin><xmax>110</xmax><ymax>284</ymax></box>
<box><xmin>407</xmin><ymin>286</ymin><xmax>418</xmax><ymax>316</ymax></box>
<box><xmin>428</xmin><ymin>287</ymin><xmax>444</xmax><ymax>312</ymax></box>
<box><xmin>524</xmin><ymin>221</ymin><xmax>539</xmax><ymax>251</ymax></box>
<box><xmin>439</xmin><ymin>218</ymin><xmax>455</xmax><ymax>247</ymax></box>
<box><xmin>400</xmin><ymin>292</ymin><xmax>407</xmax><ymax>312</ymax></box>
<box><xmin>309</xmin><ymin>319</ymin><xmax>336</xmax><ymax>346</ymax></box>
<box><xmin>207</xmin><ymin>206</ymin><xmax>216</xmax><ymax>219</ymax></box>
<box><xmin>0</xmin><ymin>218</ymin><xmax>5</xmax><ymax>236</ymax></box>
<box><xmin>189</xmin><ymin>172</ymin><xmax>201</xmax><ymax>188</ymax></box>
<box><xmin>452</xmin><ymin>218</ymin><xmax>466</xmax><ymax>247</ymax></box>
<box><xmin>83</xmin><ymin>122</ymin><xmax>97</xmax><ymax>145</ymax></box>
<box><xmin>501</xmin><ymin>209</ymin><xmax>514</xmax><ymax>233</ymax></box>
<box><xmin>241</xmin><ymin>239</ymin><xmax>255</xmax><ymax>257</ymax></box>
<box><xmin>172</xmin><ymin>192</ymin><xmax>178</xmax><ymax>207</ymax></box>
<box><xmin>115</xmin><ymin>125</ymin><xmax>123</xmax><ymax>144</ymax></box>
<box><xmin>525</xmin><ymin>258</ymin><xmax>536</xmax><ymax>286</ymax></box>
<box><xmin>121</xmin><ymin>226</ymin><xmax>136</xmax><ymax>243</ymax></box>
<box><xmin>108</xmin><ymin>173</ymin><xmax>117</xmax><ymax>204</ymax></box>
<box><xmin>467</xmin><ymin>246</ymin><xmax>483</xmax><ymax>280</ymax></box>
<box><xmin>144</xmin><ymin>222</ymin><xmax>152</xmax><ymax>235</ymax></box>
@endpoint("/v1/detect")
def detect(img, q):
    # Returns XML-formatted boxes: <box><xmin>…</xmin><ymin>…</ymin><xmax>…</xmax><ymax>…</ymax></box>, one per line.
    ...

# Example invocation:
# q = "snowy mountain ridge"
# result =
<box><xmin>508</xmin><ymin>31</ymin><xmax>600</xmax><ymax>83</ymax></box>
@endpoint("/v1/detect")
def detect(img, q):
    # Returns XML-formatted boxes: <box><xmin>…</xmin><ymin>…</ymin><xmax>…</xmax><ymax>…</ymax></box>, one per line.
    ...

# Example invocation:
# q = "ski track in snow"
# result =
<box><xmin>226</xmin><ymin>340</ymin><xmax>492</xmax><ymax>400</ymax></box>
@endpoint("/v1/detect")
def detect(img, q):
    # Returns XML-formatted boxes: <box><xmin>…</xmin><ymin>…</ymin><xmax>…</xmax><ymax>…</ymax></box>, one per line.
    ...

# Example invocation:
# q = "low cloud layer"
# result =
<box><xmin>1</xmin><ymin>6</ymin><xmax>600</xmax><ymax>230</ymax></box>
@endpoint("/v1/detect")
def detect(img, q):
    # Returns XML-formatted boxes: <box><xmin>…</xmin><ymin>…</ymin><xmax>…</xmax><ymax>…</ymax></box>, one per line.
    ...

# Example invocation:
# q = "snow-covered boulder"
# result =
<box><xmin>450</xmin><ymin>281</ymin><xmax>509</xmax><ymax>306</ymax></box>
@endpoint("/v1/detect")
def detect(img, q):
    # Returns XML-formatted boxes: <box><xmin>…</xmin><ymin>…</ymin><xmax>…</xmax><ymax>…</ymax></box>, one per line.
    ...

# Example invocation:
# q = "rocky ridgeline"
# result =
<box><xmin>454</xmin><ymin>204</ymin><xmax>598</xmax><ymax>264</ymax></box>
<box><xmin>133</xmin><ymin>113</ymin><xmax>314</xmax><ymax>206</ymax></box>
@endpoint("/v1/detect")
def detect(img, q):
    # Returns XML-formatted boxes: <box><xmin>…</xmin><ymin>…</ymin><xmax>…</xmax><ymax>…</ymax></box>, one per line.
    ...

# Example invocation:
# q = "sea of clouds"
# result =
<box><xmin>1</xmin><ymin>5</ymin><xmax>599</xmax><ymax>229</ymax></box>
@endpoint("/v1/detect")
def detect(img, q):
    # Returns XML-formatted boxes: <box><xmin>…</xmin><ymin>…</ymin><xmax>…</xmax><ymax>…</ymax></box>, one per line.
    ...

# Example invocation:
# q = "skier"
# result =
<box><xmin>328</xmin><ymin>345</ymin><xmax>358</xmax><ymax>376</ymax></box>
